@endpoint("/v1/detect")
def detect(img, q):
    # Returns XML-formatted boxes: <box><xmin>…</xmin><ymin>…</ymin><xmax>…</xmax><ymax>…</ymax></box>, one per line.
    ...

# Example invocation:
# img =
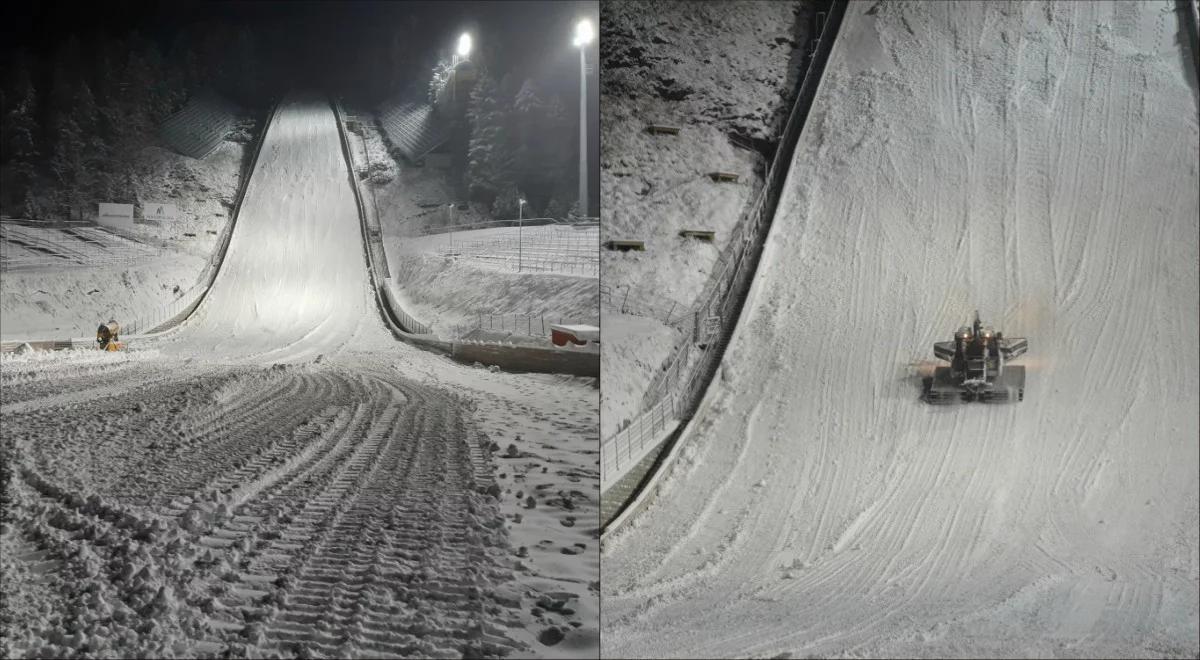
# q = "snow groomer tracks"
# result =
<box><xmin>2</xmin><ymin>362</ymin><xmax>524</xmax><ymax>658</ymax></box>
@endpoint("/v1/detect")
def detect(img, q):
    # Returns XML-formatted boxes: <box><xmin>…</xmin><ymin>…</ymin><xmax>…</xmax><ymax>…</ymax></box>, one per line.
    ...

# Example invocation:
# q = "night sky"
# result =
<box><xmin>2</xmin><ymin>1</ymin><xmax>599</xmax><ymax>102</ymax></box>
<box><xmin>1</xmin><ymin>0</ymin><xmax>599</xmax><ymax>213</ymax></box>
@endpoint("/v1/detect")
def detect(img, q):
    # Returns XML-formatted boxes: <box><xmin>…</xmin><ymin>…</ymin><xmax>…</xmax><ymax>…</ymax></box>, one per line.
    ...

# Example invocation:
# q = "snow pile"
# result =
<box><xmin>602</xmin><ymin>2</ymin><xmax>1199</xmax><ymax>658</ymax></box>
<box><xmin>600</xmin><ymin>0</ymin><xmax>805</xmax><ymax>434</ymax></box>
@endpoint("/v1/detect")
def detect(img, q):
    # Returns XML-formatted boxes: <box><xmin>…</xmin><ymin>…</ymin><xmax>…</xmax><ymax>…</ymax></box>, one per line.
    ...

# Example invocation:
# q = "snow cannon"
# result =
<box><xmin>96</xmin><ymin>320</ymin><xmax>124</xmax><ymax>352</ymax></box>
<box><xmin>924</xmin><ymin>311</ymin><xmax>1026</xmax><ymax>404</ymax></box>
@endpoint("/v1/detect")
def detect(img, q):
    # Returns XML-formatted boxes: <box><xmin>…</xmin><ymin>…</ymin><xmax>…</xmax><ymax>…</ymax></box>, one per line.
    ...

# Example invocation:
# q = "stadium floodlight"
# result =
<box><xmin>457</xmin><ymin>33</ymin><xmax>472</xmax><ymax>58</ymax></box>
<box><xmin>574</xmin><ymin>19</ymin><xmax>593</xmax><ymax>218</ymax></box>
<box><xmin>573</xmin><ymin>19</ymin><xmax>593</xmax><ymax>47</ymax></box>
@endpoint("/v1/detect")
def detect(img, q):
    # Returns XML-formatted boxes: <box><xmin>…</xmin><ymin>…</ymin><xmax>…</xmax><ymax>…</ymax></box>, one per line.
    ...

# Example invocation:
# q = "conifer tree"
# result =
<box><xmin>466</xmin><ymin>73</ymin><xmax>513</xmax><ymax>206</ymax></box>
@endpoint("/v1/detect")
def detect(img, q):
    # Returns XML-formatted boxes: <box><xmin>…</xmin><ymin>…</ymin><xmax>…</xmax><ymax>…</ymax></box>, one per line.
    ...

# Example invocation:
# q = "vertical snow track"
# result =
<box><xmin>602</xmin><ymin>2</ymin><xmax>1199</xmax><ymax>658</ymax></box>
<box><xmin>1</xmin><ymin>97</ymin><xmax>588</xmax><ymax>657</ymax></box>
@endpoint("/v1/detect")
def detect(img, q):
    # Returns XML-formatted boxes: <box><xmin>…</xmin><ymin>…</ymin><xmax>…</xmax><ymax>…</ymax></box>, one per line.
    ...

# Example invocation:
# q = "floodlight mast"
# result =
<box><xmin>574</xmin><ymin>20</ymin><xmax>593</xmax><ymax>219</ymax></box>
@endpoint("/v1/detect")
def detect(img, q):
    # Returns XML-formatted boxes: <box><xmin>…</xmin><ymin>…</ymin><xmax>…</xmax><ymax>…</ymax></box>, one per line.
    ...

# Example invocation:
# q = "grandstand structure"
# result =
<box><xmin>376</xmin><ymin>98</ymin><xmax>449</xmax><ymax>164</ymax></box>
<box><xmin>160</xmin><ymin>89</ymin><xmax>242</xmax><ymax>159</ymax></box>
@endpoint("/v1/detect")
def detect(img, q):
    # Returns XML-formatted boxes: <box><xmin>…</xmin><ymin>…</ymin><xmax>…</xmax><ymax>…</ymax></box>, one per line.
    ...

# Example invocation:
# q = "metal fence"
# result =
<box><xmin>381</xmin><ymin>281</ymin><xmax>431</xmax><ymax>335</ymax></box>
<box><xmin>443</xmin><ymin>223</ymin><xmax>599</xmax><ymax>277</ymax></box>
<box><xmin>456</xmin><ymin>312</ymin><xmax>599</xmax><ymax>339</ymax></box>
<box><xmin>122</xmin><ymin>279</ymin><xmax>208</xmax><ymax>335</ymax></box>
<box><xmin>601</xmin><ymin>2</ymin><xmax>846</xmax><ymax>486</ymax></box>
<box><xmin>599</xmin><ymin>282</ymin><xmax>692</xmax><ymax>328</ymax></box>
<box><xmin>0</xmin><ymin>222</ymin><xmax>162</xmax><ymax>272</ymax></box>
<box><xmin>601</xmin><ymin>392</ymin><xmax>681</xmax><ymax>481</ymax></box>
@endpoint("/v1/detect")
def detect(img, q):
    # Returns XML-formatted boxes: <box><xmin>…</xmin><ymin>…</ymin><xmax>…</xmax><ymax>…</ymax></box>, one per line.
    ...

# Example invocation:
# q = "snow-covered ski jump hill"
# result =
<box><xmin>602</xmin><ymin>2</ymin><xmax>1199</xmax><ymax>658</ymax></box>
<box><xmin>2</xmin><ymin>95</ymin><xmax>599</xmax><ymax>658</ymax></box>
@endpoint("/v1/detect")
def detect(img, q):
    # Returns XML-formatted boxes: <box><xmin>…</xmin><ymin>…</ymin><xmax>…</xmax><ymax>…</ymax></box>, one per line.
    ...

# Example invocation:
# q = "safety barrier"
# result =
<box><xmin>381</xmin><ymin>279</ymin><xmax>432</xmax><ymax>335</ymax></box>
<box><xmin>601</xmin><ymin>392</ymin><xmax>680</xmax><ymax>487</ymax></box>
<box><xmin>602</xmin><ymin>0</ymin><xmax>848</xmax><ymax>531</ymax></box>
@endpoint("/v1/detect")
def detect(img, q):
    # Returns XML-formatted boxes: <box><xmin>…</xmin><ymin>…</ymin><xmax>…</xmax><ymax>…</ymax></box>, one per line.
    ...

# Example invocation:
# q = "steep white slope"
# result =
<box><xmin>602</xmin><ymin>2</ymin><xmax>1199</xmax><ymax>658</ymax></box>
<box><xmin>157</xmin><ymin>96</ymin><xmax>373</xmax><ymax>361</ymax></box>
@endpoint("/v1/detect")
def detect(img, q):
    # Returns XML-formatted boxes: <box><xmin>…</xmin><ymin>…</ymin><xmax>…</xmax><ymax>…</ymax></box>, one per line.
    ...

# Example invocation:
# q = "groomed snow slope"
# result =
<box><xmin>153</xmin><ymin>97</ymin><xmax>371</xmax><ymax>361</ymax></box>
<box><xmin>2</xmin><ymin>96</ymin><xmax>598</xmax><ymax>658</ymax></box>
<box><xmin>602</xmin><ymin>2</ymin><xmax>1199</xmax><ymax>658</ymax></box>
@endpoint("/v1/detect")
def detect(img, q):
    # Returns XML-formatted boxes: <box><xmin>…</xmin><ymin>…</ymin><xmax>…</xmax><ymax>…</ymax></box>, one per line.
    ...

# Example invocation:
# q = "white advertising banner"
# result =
<box><xmin>97</xmin><ymin>203</ymin><xmax>134</xmax><ymax>229</ymax></box>
<box><xmin>143</xmin><ymin>202</ymin><xmax>178</xmax><ymax>223</ymax></box>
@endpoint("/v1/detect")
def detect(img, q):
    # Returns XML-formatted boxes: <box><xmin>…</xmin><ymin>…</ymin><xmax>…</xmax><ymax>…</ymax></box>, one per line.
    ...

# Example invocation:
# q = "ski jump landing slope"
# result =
<box><xmin>158</xmin><ymin>95</ymin><xmax>375</xmax><ymax>361</ymax></box>
<box><xmin>602</xmin><ymin>2</ymin><xmax>1199</xmax><ymax>658</ymax></box>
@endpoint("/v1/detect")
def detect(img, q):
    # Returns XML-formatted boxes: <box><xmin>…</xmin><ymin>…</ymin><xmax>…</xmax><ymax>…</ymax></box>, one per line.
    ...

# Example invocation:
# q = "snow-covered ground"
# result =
<box><xmin>0</xmin><ymin>252</ymin><xmax>205</xmax><ymax>341</ymax></box>
<box><xmin>600</xmin><ymin>0</ymin><xmax>805</xmax><ymax>439</ymax></box>
<box><xmin>2</xmin><ymin>96</ymin><xmax>598</xmax><ymax>658</ymax></box>
<box><xmin>347</xmin><ymin>108</ymin><xmax>599</xmax><ymax>345</ymax></box>
<box><xmin>600</xmin><ymin>312</ymin><xmax>680</xmax><ymax>438</ymax></box>
<box><xmin>0</xmin><ymin>137</ymin><xmax>249</xmax><ymax>342</ymax></box>
<box><xmin>386</xmin><ymin>226</ymin><xmax>599</xmax><ymax>339</ymax></box>
<box><xmin>602</xmin><ymin>2</ymin><xmax>1199</xmax><ymax>658</ymax></box>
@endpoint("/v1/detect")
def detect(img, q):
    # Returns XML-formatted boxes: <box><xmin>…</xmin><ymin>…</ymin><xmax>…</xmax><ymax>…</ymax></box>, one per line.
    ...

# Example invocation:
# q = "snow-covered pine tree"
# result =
<box><xmin>429</xmin><ymin>59</ymin><xmax>451</xmax><ymax>105</ymax></box>
<box><xmin>466</xmin><ymin>73</ymin><xmax>513</xmax><ymax>206</ymax></box>
<box><xmin>491</xmin><ymin>182</ymin><xmax>522</xmax><ymax>220</ymax></box>
<box><xmin>2</xmin><ymin>51</ymin><xmax>41</xmax><ymax>210</ymax></box>
<box><xmin>512</xmin><ymin>79</ymin><xmax>546</xmax><ymax>198</ymax></box>
<box><xmin>543</xmin><ymin>197</ymin><xmax>568</xmax><ymax>221</ymax></box>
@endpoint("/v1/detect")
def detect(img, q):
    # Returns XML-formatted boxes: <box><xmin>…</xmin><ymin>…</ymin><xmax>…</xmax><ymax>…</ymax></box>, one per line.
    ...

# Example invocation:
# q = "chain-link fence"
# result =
<box><xmin>602</xmin><ymin>2</ymin><xmax>845</xmax><ymax>493</ymax></box>
<box><xmin>122</xmin><ymin>279</ymin><xmax>208</xmax><ymax>336</ymax></box>
<box><xmin>454</xmin><ymin>312</ymin><xmax>600</xmax><ymax>339</ymax></box>
<box><xmin>443</xmin><ymin>223</ymin><xmax>599</xmax><ymax>277</ymax></box>
<box><xmin>0</xmin><ymin>222</ymin><xmax>162</xmax><ymax>272</ymax></box>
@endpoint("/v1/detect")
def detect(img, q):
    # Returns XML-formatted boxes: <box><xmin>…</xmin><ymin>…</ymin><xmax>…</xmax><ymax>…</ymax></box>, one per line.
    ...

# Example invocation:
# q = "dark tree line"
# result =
<box><xmin>0</xmin><ymin>24</ymin><xmax>266</xmax><ymax>218</ymax></box>
<box><xmin>463</xmin><ymin>67</ymin><xmax>577</xmax><ymax>220</ymax></box>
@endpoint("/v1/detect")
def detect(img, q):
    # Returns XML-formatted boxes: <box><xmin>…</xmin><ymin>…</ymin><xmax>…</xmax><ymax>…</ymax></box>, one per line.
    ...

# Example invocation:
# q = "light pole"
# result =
<box><xmin>573</xmin><ymin>19</ymin><xmax>593</xmax><ymax>220</ymax></box>
<box><xmin>518</xmin><ymin>197</ymin><xmax>526</xmax><ymax>272</ymax></box>
<box><xmin>451</xmin><ymin>33</ymin><xmax>471</xmax><ymax>105</ymax></box>
<box><xmin>448</xmin><ymin>203</ymin><xmax>456</xmax><ymax>253</ymax></box>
